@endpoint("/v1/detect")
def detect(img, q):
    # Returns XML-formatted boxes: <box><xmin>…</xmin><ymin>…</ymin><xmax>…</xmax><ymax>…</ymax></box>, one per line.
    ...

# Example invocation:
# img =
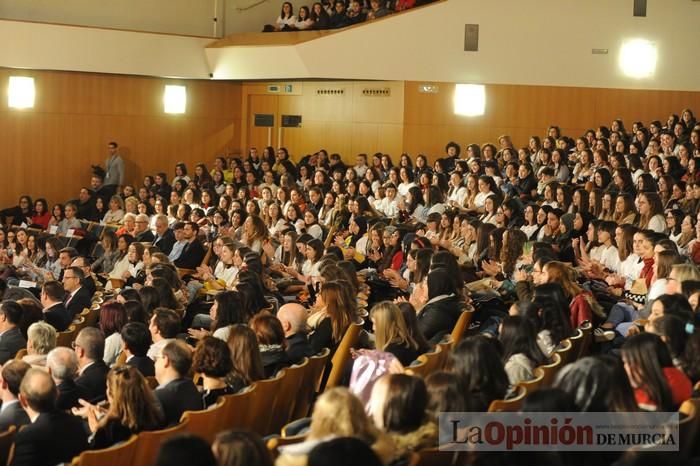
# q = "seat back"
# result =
<box><xmin>268</xmin><ymin>359</ymin><xmax>309</xmax><ymax>435</ymax></box>
<box><xmin>679</xmin><ymin>398</ymin><xmax>700</xmax><ymax>458</ymax></box>
<box><xmin>182</xmin><ymin>400</ymin><xmax>226</xmax><ymax>444</ymax></box>
<box><xmin>488</xmin><ymin>385</ymin><xmax>527</xmax><ymax>412</ymax></box>
<box><xmin>567</xmin><ymin>328</ymin><xmax>583</xmax><ymax>361</ymax></box>
<box><xmin>412</xmin><ymin>447</ymin><xmax>466</xmax><ymax>466</ymax></box>
<box><xmin>56</xmin><ymin>325</ymin><xmax>76</xmax><ymax>348</ymax></box>
<box><xmin>325</xmin><ymin>320</ymin><xmax>363</xmax><ymax>390</ymax></box>
<box><xmin>450</xmin><ymin>310</ymin><xmax>474</xmax><ymax>349</ymax></box>
<box><xmin>70</xmin><ymin>434</ymin><xmax>138</xmax><ymax>466</ymax></box>
<box><xmin>436</xmin><ymin>337</ymin><xmax>453</xmax><ymax>370</ymax></box>
<box><xmin>145</xmin><ymin>376</ymin><xmax>159</xmax><ymax>390</ymax></box>
<box><xmin>0</xmin><ymin>426</ymin><xmax>16</xmax><ymax>466</ymax></box>
<box><xmin>72</xmin><ymin>316</ymin><xmax>87</xmax><ymax>334</ymax></box>
<box><xmin>14</xmin><ymin>348</ymin><xmax>27</xmax><ymax>361</ymax></box>
<box><xmin>408</xmin><ymin>346</ymin><xmax>442</xmax><ymax>379</ymax></box>
<box><xmin>244</xmin><ymin>371</ymin><xmax>287</xmax><ymax>436</ymax></box>
<box><xmin>218</xmin><ymin>384</ymin><xmax>257</xmax><ymax>431</ymax></box>
<box><xmin>292</xmin><ymin>348</ymin><xmax>331</xmax><ymax>420</ymax></box>
<box><xmin>577</xmin><ymin>322</ymin><xmax>593</xmax><ymax>359</ymax></box>
<box><xmin>84</xmin><ymin>306</ymin><xmax>100</xmax><ymax>328</ymax></box>
<box><xmin>266</xmin><ymin>434</ymin><xmax>307</xmax><ymax>461</ymax></box>
<box><xmin>114</xmin><ymin>351</ymin><xmax>127</xmax><ymax>367</ymax></box>
<box><xmin>517</xmin><ymin>367</ymin><xmax>545</xmax><ymax>394</ymax></box>
<box><xmin>132</xmin><ymin>419</ymin><xmax>189</xmax><ymax>466</ymax></box>
<box><xmin>540</xmin><ymin>353</ymin><xmax>563</xmax><ymax>388</ymax></box>
<box><xmin>554</xmin><ymin>338</ymin><xmax>574</xmax><ymax>365</ymax></box>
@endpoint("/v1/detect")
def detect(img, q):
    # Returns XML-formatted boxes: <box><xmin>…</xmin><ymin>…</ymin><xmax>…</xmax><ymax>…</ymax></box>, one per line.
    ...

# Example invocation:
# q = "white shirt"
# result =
<box><xmin>447</xmin><ymin>187</ymin><xmax>467</xmax><ymax>206</ymax></box>
<box><xmin>378</xmin><ymin>197</ymin><xmax>399</xmax><ymax>218</ymax></box>
<box><xmin>647</xmin><ymin>214</ymin><xmax>666</xmax><ymax>234</ymax></box>
<box><xmin>598</xmin><ymin>244</ymin><xmax>620</xmax><ymax>272</ymax></box>
<box><xmin>619</xmin><ymin>253</ymin><xmax>643</xmax><ymax>289</ymax></box>
<box><xmin>474</xmin><ymin>191</ymin><xmax>493</xmax><ymax>209</ymax></box>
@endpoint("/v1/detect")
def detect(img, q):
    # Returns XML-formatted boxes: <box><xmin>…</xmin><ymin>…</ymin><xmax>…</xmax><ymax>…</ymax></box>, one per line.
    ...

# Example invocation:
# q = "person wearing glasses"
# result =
<box><xmin>134</xmin><ymin>213</ymin><xmax>155</xmax><ymax>243</ymax></box>
<box><xmin>62</xmin><ymin>266</ymin><xmax>92</xmax><ymax>318</ymax></box>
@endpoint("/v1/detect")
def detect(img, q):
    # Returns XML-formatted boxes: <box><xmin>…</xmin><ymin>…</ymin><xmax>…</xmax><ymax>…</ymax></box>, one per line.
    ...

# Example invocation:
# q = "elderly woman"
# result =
<box><xmin>23</xmin><ymin>321</ymin><xmax>57</xmax><ymax>367</ymax></box>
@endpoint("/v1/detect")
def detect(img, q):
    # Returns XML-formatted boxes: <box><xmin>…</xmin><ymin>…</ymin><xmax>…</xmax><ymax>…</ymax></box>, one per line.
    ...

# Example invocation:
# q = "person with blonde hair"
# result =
<box><xmin>665</xmin><ymin>263</ymin><xmax>700</xmax><ymax>295</ymax></box>
<box><xmin>275</xmin><ymin>387</ymin><xmax>395</xmax><ymax>466</ymax></box>
<box><xmin>73</xmin><ymin>365</ymin><xmax>163</xmax><ymax>449</ymax></box>
<box><xmin>23</xmin><ymin>321</ymin><xmax>57</xmax><ymax>367</ymax></box>
<box><xmin>370</xmin><ymin>302</ymin><xmax>422</xmax><ymax>365</ymax></box>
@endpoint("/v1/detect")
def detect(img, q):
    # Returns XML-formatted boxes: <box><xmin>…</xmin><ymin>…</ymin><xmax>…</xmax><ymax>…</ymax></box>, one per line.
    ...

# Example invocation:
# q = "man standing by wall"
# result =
<box><xmin>102</xmin><ymin>141</ymin><xmax>124</xmax><ymax>197</ymax></box>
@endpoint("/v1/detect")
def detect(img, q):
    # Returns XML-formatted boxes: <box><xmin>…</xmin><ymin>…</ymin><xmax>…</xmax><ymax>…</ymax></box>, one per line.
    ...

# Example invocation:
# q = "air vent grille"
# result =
<box><xmin>316</xmin><ymin>88</ymin><xmax>345</xmax><ymax>95</ymax></box>
<box><xmin>362</xmin><ymin>88</ymin><xmax>391</xmax><ymax>97</ymax></box>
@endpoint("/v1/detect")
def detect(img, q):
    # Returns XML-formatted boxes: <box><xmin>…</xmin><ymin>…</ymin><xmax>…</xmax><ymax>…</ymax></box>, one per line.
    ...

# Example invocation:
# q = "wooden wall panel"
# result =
<box><xmin>240</xmin><ymin>81</ymin><xmax>404</xmax><ymax>162</ymax></box>
<box><xmin>403</xmin><ymin>82</ymin><xmax>700</xmax><ymax>161</ymax></box>
<box><xmin>0</xmin><ymin>69</ymin><xmax>241</xmax><ymax>209</ymax></box>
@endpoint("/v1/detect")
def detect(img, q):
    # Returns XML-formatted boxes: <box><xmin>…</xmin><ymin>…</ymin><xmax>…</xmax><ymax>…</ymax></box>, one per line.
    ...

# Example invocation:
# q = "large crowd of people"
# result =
<box><xmin>263</xmin><ymin>0</ymin><xmax>438</xmax><ymax>32</ymax></box>
<box><xmin>0</xmin><ymin>109</ymin><xmax>698</xmax><ymax>465</ymax></box>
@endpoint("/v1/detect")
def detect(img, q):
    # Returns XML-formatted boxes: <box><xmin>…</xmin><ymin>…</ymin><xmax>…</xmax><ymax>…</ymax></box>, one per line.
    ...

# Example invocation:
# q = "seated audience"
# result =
<box><xmin>154</xmin><ymin>340</ymin><xmax>204</xmax><ymax>426</ymax></box>
<box><xmin>212</xmin><ymin>430</ymin><xmax>273</xmax><ymax>466</ymax></box>
<box><xmin>46</xmin><ymin>347</ymin><xmax>83</xmax><ymax>410</ymax></box>
<box><xmin>226</xmin><ymin>324</ymin><xmax>265</xmax><ymax>392</ymax></box>
<box><xmin>277</xmin><ymin>302</ymin><xmax>314</xmax><ymax>364</ymax></box>
<box><xmin>192</xmin><ymin>336</ymin><xmax>236</xmax><ymax>408</ymax></box>
<box><xmin>62</xmin><ymin>265</ymin><xmax>93</xmax><ymax>317</ymax></box>
<box><xmin>0</xmin><ymin>360</ymin><xmax>31</xmax><ymax>431</ymax></box>
<box><xmin>11</xmin><ymin>369</ymin><xmax>88</xmax><ymax>466</ymax></box>
<box><xmin>121</xmin><ymin>321</ymin><xmax>155</xmax><ymax>376</ymax></box>
<box><xmin>40</xmin><ymin>281</ymin><xmax>71</xmax><ymax>331</ymax></box>
<box><xmin>23</xmin><ymin>322</ymin><xmax>57</xmax><ymax>367</ymax></box>
<box><xmin>74</xmin><ymin>327</ymin><xmax>110</xmax><ymax>403</ymax></box>
<box><xmin>0</xmin><ymin>301</ymin><xmax>27</xmax><ymax>364</ymax></box>
<box><xmin>250</xmin><ymin>311</ymin><xmax>290</xmax><ymax>378</ymax></box>
<box><xmin>74</xmin><ymin>366</ymin><xmax>163</xmax><ymax>449</ymax></box>
<box><xmin>148</xmin><ymin>308</ymin><xmax>181</xmax><ymax>361</ymax></box>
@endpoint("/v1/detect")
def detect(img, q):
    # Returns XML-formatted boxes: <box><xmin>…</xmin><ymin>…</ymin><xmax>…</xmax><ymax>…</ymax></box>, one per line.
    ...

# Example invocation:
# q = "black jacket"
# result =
<box><xmin>174</xmin><ymin>239</ymin><xmax>206</xmax><ymax>270</ymax></box>
<box><xmin>64</xmin><ymin>286</ymin><xmax>93</xmax><ymax>317</ymax></box>
<box><xmin>286</xmin><ymin>333</ymin><xmax>313</xmax><ymax>365</ymax></box>
<box><xmin>10</xmin><ymin>410</ymin><xmax>88</xmax><ymax>466</ymax></box>
<box><xmin>261</xmin><ymin>349</ymin><xmax>291</xmax><ymax>378</ymax></box>
<box><xmin>153</xmin><ymin>229</ymin><xmax>176</xmax><ymax>256</ymax></box>
<box><xmin>385</xmin><ymin>342</ymin><xmax>421</xmax><ymax>366</ymax></box>
<box><xmin>135</xmin><ymin>230</ymin><xmax>155</xmax><ymax>243</ymax></box>
<box><xmin>43</xmin><ymin>303</ymin><xmax>72</xmax><ymax>332</ymax></box>
<box><xmin>417</xmin><ymin>295</ymin><xmax>462</xmax><ymax>345</ymax></box>
<box><xmin>0</xmin><ymin>400</ymin><xmax>29</xmax><ymax>432</ymax></box>
<box><xmin>56</xmin><ymin>379</ymin><xmax>85</xmax><ymax>411</ymax></box>
<box><xmin>76</xmin><ymin>360</ymin><xmax>109</xmax><ymax>403</ymax></box>
<box><xmin>0</xmin><ymin>327</ymin><xmax>27</xmax><ymax>365</ymax></box>
<box><xmin>155</xmin><ymin>378</ymin><xmax>203</xmax><ymax>426</ymax></box>
<box><xmin>127</xmin><ymin>355</ymin><xmax>155</xmax><ymax>377</ymax></box>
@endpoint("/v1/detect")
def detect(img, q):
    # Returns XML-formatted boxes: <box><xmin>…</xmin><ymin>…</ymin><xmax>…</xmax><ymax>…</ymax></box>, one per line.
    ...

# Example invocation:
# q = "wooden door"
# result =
<box><xmin>247</xmin><ymin>94</ymin><xmax>278</xmax><ymax>152</ymax></box>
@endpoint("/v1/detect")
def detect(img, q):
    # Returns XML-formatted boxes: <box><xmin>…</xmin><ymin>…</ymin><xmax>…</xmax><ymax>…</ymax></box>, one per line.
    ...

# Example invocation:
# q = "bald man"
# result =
<box><xmin>277</xmin><ymin>303</ymin><xmax>313</xmax><ymax>364</ymax></box>
<box><xmin>12</xmin><ymin>368</ymin><xmax>87</xmax><ymax>466</ymax></box>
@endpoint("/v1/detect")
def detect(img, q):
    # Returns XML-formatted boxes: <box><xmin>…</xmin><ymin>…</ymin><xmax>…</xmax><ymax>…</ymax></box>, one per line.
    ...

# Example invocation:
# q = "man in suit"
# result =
<box><xmin>40</xmin><ymin>281</ymin><xmax>71</xmax><ymax>332</ymax></box>
<box><xmin>11</xmin><ymin>368</ymin><xmax>88</xmax><ymax>466</ymax></box>
<box><xmin>0</xmin><ymin>360</ymin><xmax>30</xmax><ymax>431</ymax></box>
<box><xmin>62</xmin><ymin>266</ymin><xmax>93</xmax><ymax>318</ymax></box>
<box><xmin>154</xmin><ymin>340</ymin><xmax>203</xmax><ymax>426</ymax></box>
<box><xmin>74</xmin><ymin>328</ymin><xmax>109</xmax><ymax>403</ymax></box>
<box><xmin>71</xmin><ymin>256</ymin><xmax>97</xmax><ymax>297</ymax></box>
<box><xmin>46</xmin><ymin>347</ymin><xmax>84</xmax><ymax>410</ymax></box>
<box><xmin>152</xmin><ymin>214</ymin><xmax>175</xmax><ymax>255</ymax></box>
<box><xmin>277</xmin><ymin>303</ymin><xmax>313</xmax><ymax>364</ymax></box>
<box><xmin>0</xmin><ymin>301</ymin><xmax>27</xmax><ymax>364</ymax></box>
<box><xmin>134</xmin><ymin>213</ymin><xmax>155</xmax><ymax>242</ymax></box>
<box><xmin>121</xmin><ymin>322</ymin><xmax>155</xmax><ymax>377</ymax></box>
<box><xmin>174</xmin><ymin>222</ymin><xmax>206</xmax><ymax>270</ymax></box>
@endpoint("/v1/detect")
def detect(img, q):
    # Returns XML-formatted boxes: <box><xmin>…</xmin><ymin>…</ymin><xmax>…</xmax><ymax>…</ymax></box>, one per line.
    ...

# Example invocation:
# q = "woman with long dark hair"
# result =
<box><xmin>622</xmin><ymin>333</ymin><xmax>692</xmax><ymax>411</ymax></box>
<box><xmin>499</xmin><ymin>316</ymin><xmax>548</xmax><ymax>386</ymax></box>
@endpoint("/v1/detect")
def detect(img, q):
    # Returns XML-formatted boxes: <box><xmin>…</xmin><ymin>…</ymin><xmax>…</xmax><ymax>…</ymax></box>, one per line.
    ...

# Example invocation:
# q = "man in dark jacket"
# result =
<box><xmin>121</xmin><ymin>322</ymin><xmax>155</xmax><ymax>377</ymax></box>
<box><xmin>154</xmin><ymin>340</ymin><xmax>203</xmax><ymax>426</ymax></box>
<box><xmin>11</xmin><ymin>369</ymin><xmax>88</xmax><ymax>466</ymax></box>
<box><xmin>0</xmin><ymin>360</ymin><xmax>30</xmax><ymax>431</ymax></box>
<box><xmin>40</xmin><ymin>281</ymin><xmax>71</xmax><ymax>332</ymax></box>
<box><xmin>0</xmin><ymin>301</ymin><xmax>27</xmax><ymax>364</ymax></box>
<box><xmin>152</xmin><ymin>214</ymin><xmax>176</xmax><ymax>255</ymax></box>
<box><xmin>62</xmin><ymin>266</ymin><xmax>93</xmax><ymax>318</ymax></box>
<box><xmin>74</xmin><ymin>328</ymin><xmax>109</xmax><ymax>403</ymax></box>
<box><xmin>174</xmin><ymin>222</ymin><xmax>206</xmax><ymax>270</ymax></box>
<box><xmin>278</xmin><ymin>303</ymin><xmax>313</xmax><ymax>364</ymax></box>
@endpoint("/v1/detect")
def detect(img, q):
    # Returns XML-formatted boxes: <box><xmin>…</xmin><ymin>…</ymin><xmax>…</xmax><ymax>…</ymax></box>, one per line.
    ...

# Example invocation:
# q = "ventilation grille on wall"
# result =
<box><xmin>316</xmin><ymin>88</ymin><xmax>345</xmax><ymax>95</ymax></box>
<box><xmin>362</xmin><ymin>88</ymin><xmax>391</xmax><ymax>97</ymax></box>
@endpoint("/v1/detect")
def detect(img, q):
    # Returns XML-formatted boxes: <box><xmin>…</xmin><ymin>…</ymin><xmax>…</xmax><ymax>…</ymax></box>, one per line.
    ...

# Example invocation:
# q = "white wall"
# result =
<box><xmin>0</xmin><ymin>20</ymin><xmax>212</xmax><ymax>78</ymax></box>
<box><xmin>0</xmin><ymin>0</ymin><xmax>283</xmax><ymax>36</ymax></box>
<box><xmin>207</xmin><ymin>0</ymin><xmax>700</xmax><ymax>91</ymax></box>
<box><xmin>224</xmin><ymin>0</ymin><xmax>287</xmax><ymax>34</ymax></box>
<box><xmin>0</xmin><ymin>0</ymin><xmax>218</xmax><ymax>36</ymax></box>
